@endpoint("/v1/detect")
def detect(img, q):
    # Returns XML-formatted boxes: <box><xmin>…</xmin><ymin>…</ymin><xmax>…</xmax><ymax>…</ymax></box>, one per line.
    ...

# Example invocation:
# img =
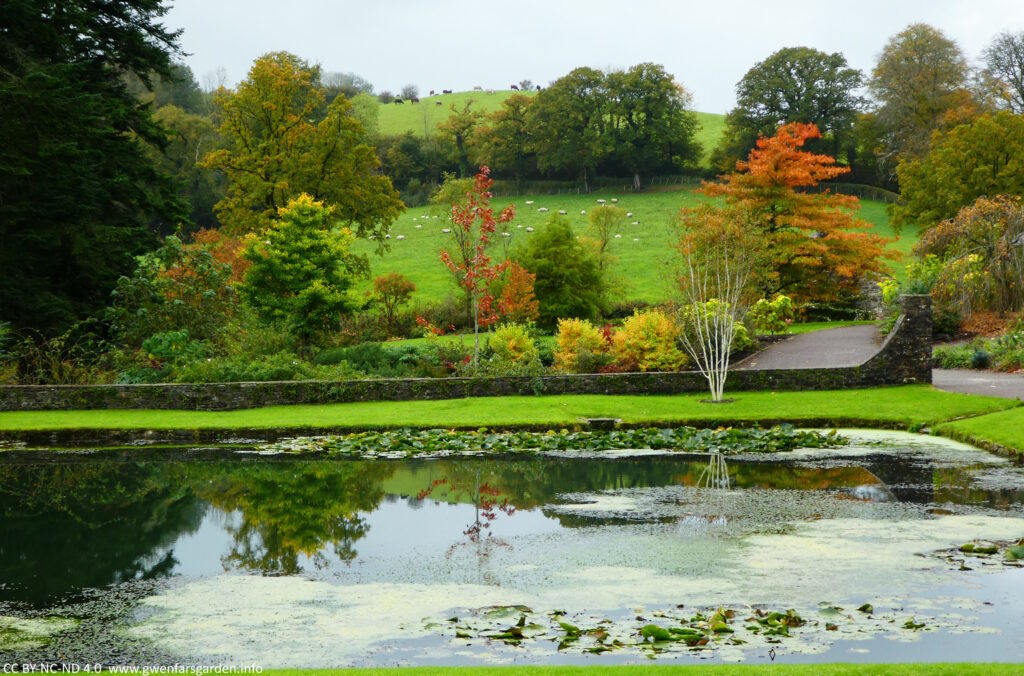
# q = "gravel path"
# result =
<box><xmin>735</xmin><ymin>325</ymin><xmax>883</xmax><ymax>370</ymax></box>
<box><xmin>932</xmin><ymin>368</ymin><xmax>1024</xmax><ymax>400</ymax></box>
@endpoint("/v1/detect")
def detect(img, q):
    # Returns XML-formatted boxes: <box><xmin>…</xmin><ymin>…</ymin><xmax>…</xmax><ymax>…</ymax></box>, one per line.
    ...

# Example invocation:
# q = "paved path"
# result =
<box><xmin>933</xmin><ymin>369</ymin><xmax>1024</xmax><ymax>400</ymax></box>
<box><xmin>735</xmin><ymin>325</ymin><xmax>883</xmax><ymax>370</ymax></box>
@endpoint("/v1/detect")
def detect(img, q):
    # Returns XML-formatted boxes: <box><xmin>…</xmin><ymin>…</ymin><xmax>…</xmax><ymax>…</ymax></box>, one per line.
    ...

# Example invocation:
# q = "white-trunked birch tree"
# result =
<box><xmin>676</xmin><ymin>205</ymin><xmax>761</xmax><ymax>402</ymax></box>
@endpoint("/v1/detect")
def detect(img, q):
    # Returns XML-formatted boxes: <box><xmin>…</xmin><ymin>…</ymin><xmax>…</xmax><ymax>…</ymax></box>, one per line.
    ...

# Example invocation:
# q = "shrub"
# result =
<box><xmin>747</xmin><ymin>295</ymin><xmax>795</xmax><ymax>335</ymax></box>
<box><xmin>373</xmin><ymin>272</ymin><xmax>416</xmax><ymax>337</ymax></box>
<box><xmin>120</xmin><ymin>330</ymin><xmax>210</xmax><ymax>383</ymax></box>
<box><xmin>173</xmin><ymin>351</ymin><xmax>360</xmax><ymax>383</ymax></box>
<box><xmin>487</xmin><ymin>323</ymin><xmax>539</xmax><ymax>366</ymax></box>
<box><xmin>514</xmin><ymin>217</ymin><xmax>606</xmax><ymax>330</ymax></box>
<box><xmin>678</xmin><ymin>300</ymin><xmax>755</xmax><ymax>355</ymax></box>
<box><xmin>554</xmin><ymin>318</ymin><xmax>611</xmax><ymax>374</ymax></box>
<box><xmin>611</xmin><ymin>310</ymin><xmax>687</xmax><ymax>372</ymax></box>
<box><xmin>970</xmin><ymin>349</ymin><xmax>992</xmax><ymax>369</ymax></box>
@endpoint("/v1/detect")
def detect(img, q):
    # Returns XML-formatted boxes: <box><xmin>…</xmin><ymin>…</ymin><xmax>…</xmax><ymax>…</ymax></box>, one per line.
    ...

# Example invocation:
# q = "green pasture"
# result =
<box><xmin>354</xmin><ymin>188</ymin><xmax>916</xmax><ymax>306</ymax></box>
<box><xmin>373</xmin><ymin>90</ymin><xmax>727</xmax><ymax>166</ymax></box>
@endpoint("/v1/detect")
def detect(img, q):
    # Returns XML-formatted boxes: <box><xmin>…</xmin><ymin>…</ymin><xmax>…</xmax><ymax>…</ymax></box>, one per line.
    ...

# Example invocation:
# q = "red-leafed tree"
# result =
<box><xmin>701</xmin><ymin>122</ymin><xmax>896</xmax><ymax>303</ymax></box>
<box><xmin>440</xmin><ymin>167</ymin><xmax>515</xmax><ymax>365</ymax></box>
<box><xmin>496</xmin><ymin>262</ymin><xmax>540</xmax><ymax>325</ymax></box>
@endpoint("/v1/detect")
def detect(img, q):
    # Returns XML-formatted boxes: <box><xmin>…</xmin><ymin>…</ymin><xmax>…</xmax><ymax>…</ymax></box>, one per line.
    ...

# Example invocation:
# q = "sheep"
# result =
<box><xmin>501</xmin><ymin>232</ymin><xmax>511</xmax><ymax>237</ymax></box>
<box><xmin>611</xmin><ymin>198</ymin><xmax>618</xmax><ymax>203</ymax></box>
<box><xmin>415</xmin><ymin>224</ymin><xmax>422</xmax><ymax>229</ymax></box>
<box><xmin>581</xmin><ymin>210</ymin><xmax>586</xmax><ymax>215</ymax></box>
<box><xmin>385</xmin><ymin>233</ymin><xmax>391</xmax><ymax>239</ymax></box>
<box><xmin>442</xmin><ymin>228</ymin><xmax>451</xmax><ymax>233</ymax></box>
<box><xmin>486</xmin><ymin>89</ymin><xmax>494</xmax><ymax>94</ymax></box>
<box><xmin>526</xmin><ymin>227</ymin><xmax>534</xmax><ymax>232</ymax></box>
<box><xmin>631</xmin><ymin>221</ymin><xmax>639</xmax><ymax>225</ymax></box>
<box><xmin>537</xmin><ymin>207</ymin><xmax>548</xmax><ymax>212</ymax></box>
<box><xmin>396</xmin><ymin>235</ymin><xmax>405</xmax><ymax>240</ymax></box>
<box><xmin>558</xmin><ymin>209</ymin><xmax>566</xmax><ymax>215</ymax></box>
<box><xmin>596</xmin><ymin>198</ymin><xmax>606</xmax><ymax>204</ymax></box>
<box><xmin>525</xmin><ymin>200</ymin><xmax>534</xmax><ymax>205</ymax></box>
<box><xmin>614</xmin><ymin>234</ymin><xmax>622</xmax><ymax>238</ymax></box>
<box><xmin>633</xmin><ymin>238</ymin><xmax>639</xmax><ymax>242</ymax></box>
<box><xmin>516</xmin><ymin>224</ymin><xmax>523</xmax><ymax>228</ymax></box>
<box><xmin>626</xmin><ymin>212</ymin><xmax>633</xmax><ymax>217</ymax></box>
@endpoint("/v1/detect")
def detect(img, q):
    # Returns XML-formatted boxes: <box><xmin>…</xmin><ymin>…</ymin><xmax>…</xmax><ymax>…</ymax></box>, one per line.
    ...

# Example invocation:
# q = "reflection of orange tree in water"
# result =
<box><xmin>192</xmin><ymin>461</ymin><xmax>395</xmax><ymax>575</ymax></box>
<box><xmin>417</xmin><ymin>468</ymin><xmax>517</xmax><ymax>585</ymax></box>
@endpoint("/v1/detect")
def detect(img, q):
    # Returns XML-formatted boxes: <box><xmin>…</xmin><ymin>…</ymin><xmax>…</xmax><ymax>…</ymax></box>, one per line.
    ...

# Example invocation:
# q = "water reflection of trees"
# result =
<box><xmin>0</xmin><ymin>462</ymin><xmax>203</xmax><ymax>606</ymax></box>
<box><xmin>190</xmin><ymin>461</ymin><xmax>396</xmax><ymax>575</ymax></box>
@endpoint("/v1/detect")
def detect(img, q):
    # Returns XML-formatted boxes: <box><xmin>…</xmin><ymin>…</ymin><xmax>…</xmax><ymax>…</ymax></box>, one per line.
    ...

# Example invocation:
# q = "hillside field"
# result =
<box><xmin>352</xmin><ymin>187</ymin><xmax>916</xmax><ymax>306</ymax></box>
<box><xmin>374</xmin><ymin>90</ymin><xmax>727</xmax><ymax>166</ymax></box>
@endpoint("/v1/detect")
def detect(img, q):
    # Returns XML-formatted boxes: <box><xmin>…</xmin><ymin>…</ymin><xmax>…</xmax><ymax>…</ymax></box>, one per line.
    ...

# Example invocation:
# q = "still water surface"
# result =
<box><xmin>1</xmin><ymin>431</ymin><xmax>1022</xmax><ymax>666</ymax></box>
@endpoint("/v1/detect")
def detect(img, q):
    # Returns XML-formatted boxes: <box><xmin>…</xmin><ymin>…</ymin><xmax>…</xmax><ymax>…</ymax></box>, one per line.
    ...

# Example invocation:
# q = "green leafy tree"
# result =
<box><xmin>894</xmin><ymin>111</ymin><xmax>1024</xmax><ymax>229</ymax></box>
<box><xmin>373</xmin><ymin>272</ymin><xmax>416</xmax><ymax>335</ymax></box>
<box><xmin>106</xmin><ymin>235</ymin><xmax>237</xmax><ymax>347</ymax></box>
<box><xmin>587</xmin><ymin>204</ymin><xmax>627</xmax><ymax>267</ymax></box>
<box><xmin>514</xmin><ymin>217</ymin><xmax>605</xmax><ymax>329</ymax></box>
<box><xmin>147</xmin><ymin>104</ymin><xmax>225</xmax><ymax>234</ymax></box>
<box><xmin>202</xmin><ymin>52</ymin><xmax>403</xmax><ymax>242</ymax></box>
<box><xmin>867</xmin><ymin>24</ymin><xmax>977</xmax><ymax>178</ymax></box>
<box><xmin>476</xmin><ymin>94</ymin><xmax>535</xmax><ymax>184</ymax></box>
<box><xmin>240</xmin><ymin>194</ymin><xmax>367</xmax><ymax>347</ymax></box>
<box><xmin>0</xmin><ymin>0</ymin><xmax>187</xmax><ymax>332</ymax></box>
<box><xmin>528</xmin><ymin>67</ymin><xmax>610</xmax><ymax>192</ymax></box>
<box><xmin>605</xmin><ymin>63</ymin><xmax>702</xmax><ymax>188</ymax></box>
<box><xmin>437</xmin><ymin>100</ymin><xmax>484</xmax><ymax>177</ymax></box>
<box><xmin>712</xmin><ymin>47</ymin><xmax>863</xmax><ymax>170</ymax></box>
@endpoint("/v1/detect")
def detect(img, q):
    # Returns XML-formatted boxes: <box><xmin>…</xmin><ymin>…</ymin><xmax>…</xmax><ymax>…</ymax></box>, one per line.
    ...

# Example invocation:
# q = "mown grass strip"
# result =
<box><xmin>934</xmin><ymin>406</ymin><xmax>1024</xmax><ymax>456</ymax></box>
<box><xmin>0</xmin><ymin>386</ymin><xmax>1014</xmax><ymax>433</ymax></box>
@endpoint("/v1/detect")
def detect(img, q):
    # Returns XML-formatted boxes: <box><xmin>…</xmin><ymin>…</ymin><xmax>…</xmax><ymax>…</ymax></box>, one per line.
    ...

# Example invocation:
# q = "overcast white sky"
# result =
<box><xmin>164</xmin><ymin>0</ymin><xmax>1024</xmax><ymax>113</ymax></box>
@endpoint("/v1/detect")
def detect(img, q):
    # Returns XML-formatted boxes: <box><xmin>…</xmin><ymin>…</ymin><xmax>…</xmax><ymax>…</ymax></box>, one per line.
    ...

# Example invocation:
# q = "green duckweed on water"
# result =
<box><xmin>257</xmin><ymin>425</ymin><xmax>846</xmax><ymax>458</ymax></box>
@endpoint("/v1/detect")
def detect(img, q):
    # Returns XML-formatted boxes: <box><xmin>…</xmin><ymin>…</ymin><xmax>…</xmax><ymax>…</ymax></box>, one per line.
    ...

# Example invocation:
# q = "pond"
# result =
<box><xmin>1</xmin><ymin>431</ymin><xmax>1023</xmax><ymax>666</ymax></box>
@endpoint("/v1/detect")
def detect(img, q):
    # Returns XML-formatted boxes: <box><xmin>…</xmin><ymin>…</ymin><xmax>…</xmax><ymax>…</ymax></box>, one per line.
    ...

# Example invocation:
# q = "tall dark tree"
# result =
<box><xmin>0</xmin><ymin>0</ymin><xmax>186</xmax><ymax>332</ymax></box>
<box><xmin>866</xmin><ymin>24</ymin><xmax>977</xmax><ymax>180</ymax></box>
<box><xmin>606</xmin><ymin>63</ymin><xmax>702</xmax><ymax>189</ymax></box>
<box><xmin>712</xmin><ymin>47</ymin><xmax>863</xmax><ymax>171</ymax></box>
<box><xmin>527</xmin><ymin>67</ymin><xmax>609</xmax><ymax>192</ymax></box>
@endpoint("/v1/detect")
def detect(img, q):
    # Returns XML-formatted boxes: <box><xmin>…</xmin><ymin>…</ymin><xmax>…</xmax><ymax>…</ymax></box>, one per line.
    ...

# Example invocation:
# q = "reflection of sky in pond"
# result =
<box><xmin>1</xmin><ymin>430</ymin><xmax>1023</xmax><ymax>666</ymax></box>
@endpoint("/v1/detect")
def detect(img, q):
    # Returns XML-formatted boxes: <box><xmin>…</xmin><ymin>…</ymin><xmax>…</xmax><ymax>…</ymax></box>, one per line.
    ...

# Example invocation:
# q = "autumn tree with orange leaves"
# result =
<box><xmin>440</xmin><ymin>167</ymin><xmax>515</xmax><ymax>366</ymax></box>
<box><xmin>700</xmin><ymin>122</ymin><xmax>895</xmax><ymax>303</ymax></box>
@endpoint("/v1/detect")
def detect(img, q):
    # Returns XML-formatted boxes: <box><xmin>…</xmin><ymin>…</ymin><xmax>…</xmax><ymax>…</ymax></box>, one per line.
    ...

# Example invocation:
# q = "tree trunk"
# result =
<box><xmin>633</xmin><ymin>172</ymin><xmax>641</xmax><ymax>191</ymax></box>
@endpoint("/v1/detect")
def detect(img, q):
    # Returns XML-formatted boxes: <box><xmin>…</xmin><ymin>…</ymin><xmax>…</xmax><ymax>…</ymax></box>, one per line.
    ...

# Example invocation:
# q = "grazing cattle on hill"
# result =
<box><xmin>409</xmin><ymin>96</ymin><xmax>419</xmax><ymax>104</ymax></box>
<box><xmin>429</xmin><ymin>90</ymin><xmax>435</xmax><ymax>96</ymax></box>
<box><xmin>442</xmin><ymin>89</ymin><xmax>452</xmax><ymax>94</ymax></box>
<box><xmin>393</xmin><ymin>98</ymin><xmax>404</xmax><ymax>104</ymax></box>
<box><xmin>510</xmin><ymin>84</ymin><xmax>519</xmax><ymax>91</ymax></box>
<box><xmin>535</xmin><ymin>85</ymin><xmax>541</xmax><ymax>91</ymax></box>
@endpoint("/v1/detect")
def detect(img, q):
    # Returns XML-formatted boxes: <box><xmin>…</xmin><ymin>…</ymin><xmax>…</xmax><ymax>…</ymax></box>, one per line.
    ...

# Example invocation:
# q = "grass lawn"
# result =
<box><xmin>266</xmin><ymin>665</ymin><xmax>1023</xmax><ymax>676</ymax></box>
<box><xmin>374</xmin><ymin>90</ymin><xmax>726</xmax><ymax>167</ymax></box>
<box><xmin>0</xmin><ymin>386</ymin><xmax>1014</xmax><ymax>433</ymax></box>
<box><xmin>935</xmin><ymin>406</ymin><xmax>1024</xmax><ymax>455</ymax></box>
<box><xmin>353</xmin><ymin>188</ymin><xmax>911</xmax><ymax>307</ymax></box>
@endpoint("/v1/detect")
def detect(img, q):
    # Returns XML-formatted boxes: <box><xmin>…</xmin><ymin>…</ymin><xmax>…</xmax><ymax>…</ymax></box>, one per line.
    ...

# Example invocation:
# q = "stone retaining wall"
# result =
<box><xmin>0</xmin><ymin>296</ymin><xmax>932</xmax><ymax>412</ymax></box>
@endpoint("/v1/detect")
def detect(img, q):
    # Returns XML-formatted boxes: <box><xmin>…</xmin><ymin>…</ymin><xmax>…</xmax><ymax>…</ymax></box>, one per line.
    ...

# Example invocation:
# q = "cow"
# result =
<box><xmin>511</xmin><ymin>84</ymin><xmax>519</xmax><ymax>91</ymax></box>
<box><xmin>409</xmin><ymin>96</ymin><xmax>420</xmax><ymax>104</ymax></box>
<box><xmin>429</xmin><ymin>90</ymin><xmax>435</xmax><ymax>96</ymax></box>
<box><xmin>536</xmin><ymin>85</ymin><xmax>542</xmax><ymax>91</ymax></box>
<box><xmin>442</xmin><ymin>88</ymin><xmax>452</xmax><ymax>94</ymax></box>
<box><xmin>393</xmin><ymin>98</ymin><xmax>404</xmax><ymax>104</ymax></box>
<box><xmin>435</xmin><ymin>100</ymin><xmax>442</xmax><ymax>106</ymax></box>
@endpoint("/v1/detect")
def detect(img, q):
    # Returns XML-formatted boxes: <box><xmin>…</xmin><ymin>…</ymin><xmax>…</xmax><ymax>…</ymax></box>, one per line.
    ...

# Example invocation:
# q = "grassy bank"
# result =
<box><xmin>0</xmin><ymin>386</ymin><xmax>1014</xmax><ymax>434</ymax></box>
<box><xmin>935</xmin><ymin>406</ymin><xmax>1024</xmax><ymax>456</ymax></box>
